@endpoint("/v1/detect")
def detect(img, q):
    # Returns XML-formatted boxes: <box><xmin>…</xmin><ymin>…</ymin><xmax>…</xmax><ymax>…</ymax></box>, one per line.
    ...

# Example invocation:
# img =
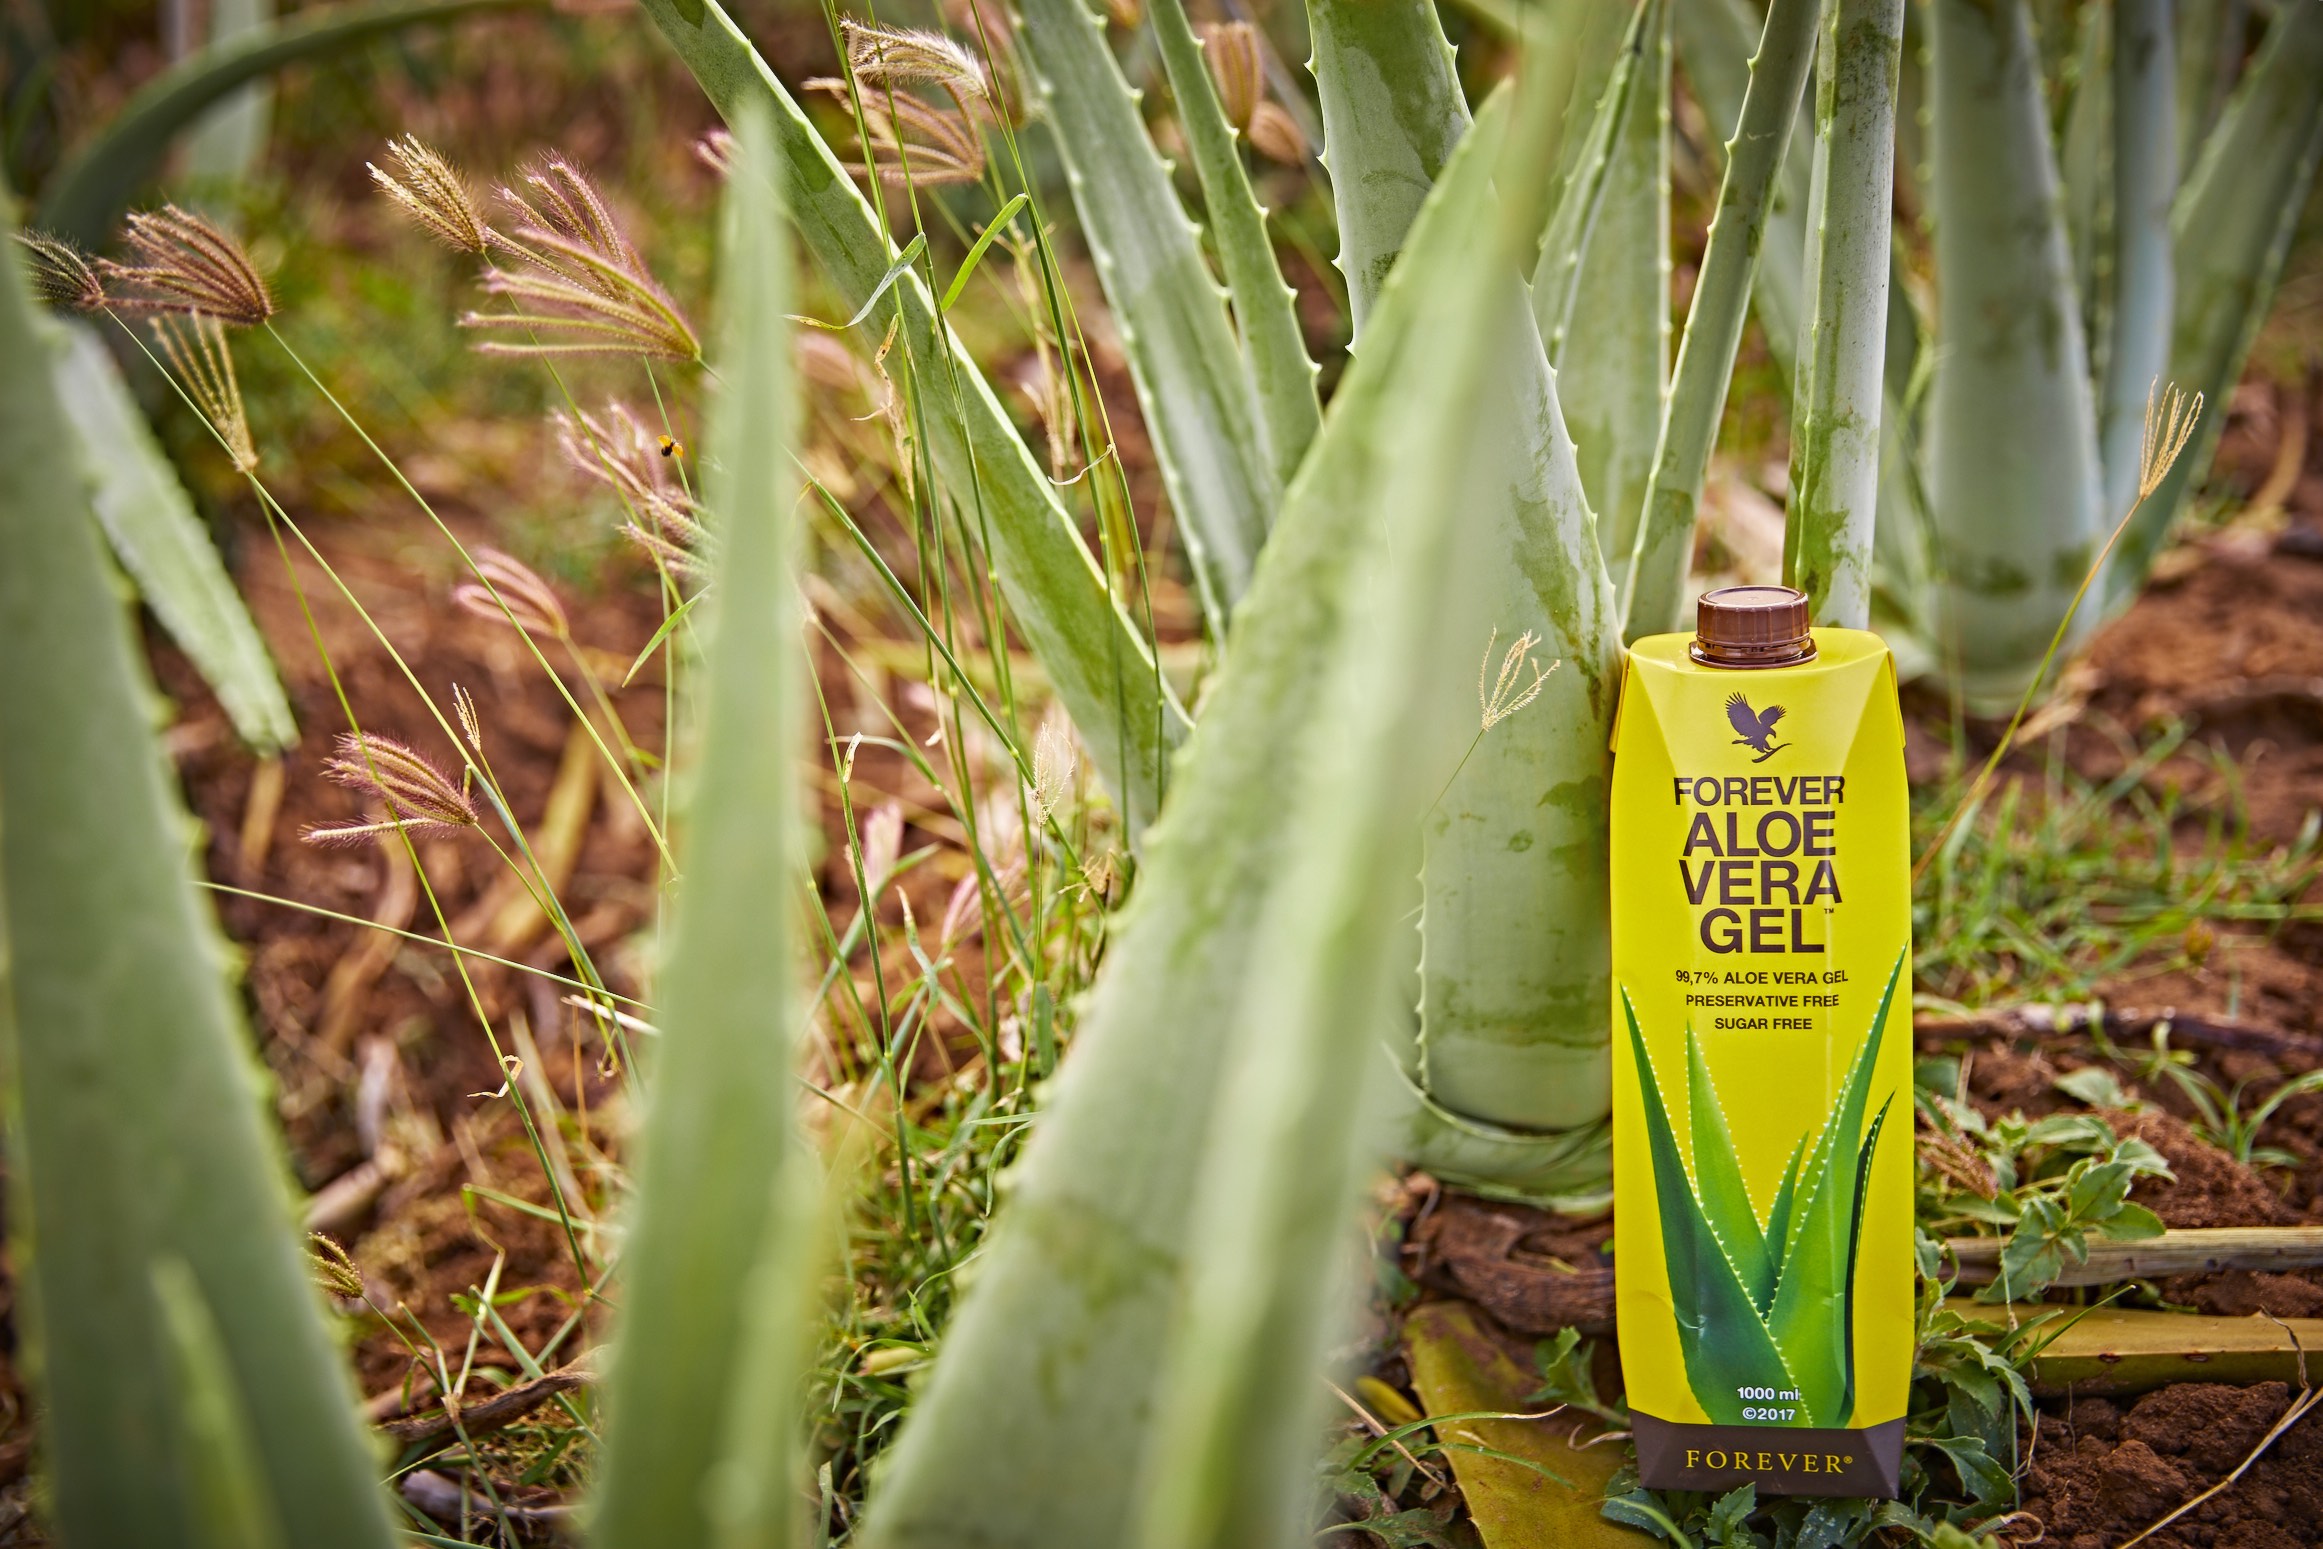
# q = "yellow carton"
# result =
<box><xmin>1609</xmin><ymin>588</ymin><xmax>1912</xmax><ymax>1498</ymax></box>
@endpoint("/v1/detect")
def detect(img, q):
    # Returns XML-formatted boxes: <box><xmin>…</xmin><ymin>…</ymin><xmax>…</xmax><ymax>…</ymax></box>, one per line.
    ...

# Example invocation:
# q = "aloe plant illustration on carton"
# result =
<box><xmin>1621</xmin><ymin>950</ymin><xmax>1900</xmax><ymax>1431</ymax></box>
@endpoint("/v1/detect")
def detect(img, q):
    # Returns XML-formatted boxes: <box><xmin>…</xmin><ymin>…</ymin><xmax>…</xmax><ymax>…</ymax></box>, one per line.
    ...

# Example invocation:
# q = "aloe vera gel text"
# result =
<box><xmin>1673</xmin><ymin>773</ymin><xmax>1844</xmax><ymax>955</ymax></box>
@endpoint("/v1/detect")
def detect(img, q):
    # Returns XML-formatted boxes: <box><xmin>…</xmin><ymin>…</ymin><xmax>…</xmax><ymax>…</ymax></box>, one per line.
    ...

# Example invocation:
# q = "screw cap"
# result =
<box><xmin>1690</xmin><ymin>585</ymin><xmax>1815</xmax><ymax>669</ymax></box>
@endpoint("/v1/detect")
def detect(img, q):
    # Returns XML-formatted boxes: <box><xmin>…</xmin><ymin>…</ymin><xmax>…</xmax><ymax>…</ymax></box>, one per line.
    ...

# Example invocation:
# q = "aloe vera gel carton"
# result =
<box><xmin>1609</xmin><ymin>586</ymin><xmax>1911</xmax><ymax>1498</ymax></box>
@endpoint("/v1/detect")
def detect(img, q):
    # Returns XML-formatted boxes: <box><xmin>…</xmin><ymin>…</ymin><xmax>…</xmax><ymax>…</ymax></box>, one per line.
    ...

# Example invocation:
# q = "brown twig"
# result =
<box><xmin>379</xmin><ymin>1362</ymin><xmax>594</xmax><ymax>1449</ymax></box>
<box><xmin>1944</xmin><ymin>1226</ymin><xmax>2323</xmax><ymax>1287</ymax></box>
<box><xmin>1913</xmin><ymin>1006</ymin><xmax>2323</xmax><ymax>1063</ymax></box>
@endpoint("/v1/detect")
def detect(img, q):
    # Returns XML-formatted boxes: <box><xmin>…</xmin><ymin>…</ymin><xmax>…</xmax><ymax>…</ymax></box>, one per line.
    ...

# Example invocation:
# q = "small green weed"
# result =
<box><xmin>2109</xmin><ymin>1027</ymin><xmax>2323</xmax><ymax>1169</ymax></box>
<box><xmin>1913</xmin><ymin>1062</ymin><xmax>2170</xmax><ymax>1301</ymax></box>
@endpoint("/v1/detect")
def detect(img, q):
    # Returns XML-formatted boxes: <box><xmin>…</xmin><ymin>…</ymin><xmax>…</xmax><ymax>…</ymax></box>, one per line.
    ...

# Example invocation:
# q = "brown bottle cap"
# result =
<box><xmin>1690</xmin><ymin>585</ymin><xmax>1815</xmax><ymax>669</ymax></box>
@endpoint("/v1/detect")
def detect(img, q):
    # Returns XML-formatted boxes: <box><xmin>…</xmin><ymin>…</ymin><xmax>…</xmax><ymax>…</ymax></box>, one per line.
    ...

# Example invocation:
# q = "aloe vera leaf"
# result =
<box><xmin>2173</xmin><ymin>0</ymin><xmax>2235</xmax><ymax>176</ymax></box>
<box><xmin>1924</xmin><ymin>0</ymin><xmax>2103</xmax><ymax>708</ymax></box>
<box><xmin>2114</xmin><ymin>0</ymin><xmax>2323</xmax><ymax>608</ymax></box>
<box><xmin>859</xmin><ymin>88</ymin><xmax>1545</xmax><ymax>1549</ymax></box>
<box><xmin>2094</xmin><ymin>0</ymin><xmax>2175</xmax><ymax>533</ymax></box>
<box><xmin>1619</xmin><ymin>0</ymin><xmax>1818</xmax><ymax>642</ymax></box>
<box><xmin>182</xmin><ymin>0</ymin><xmax>275</xmax><ymax>189</ymax></box>
<box><xmin>152</xmin><ymin>1257</ymin><xmax>288</xmax><ymax>1549</ymax></box>
<box><xmin>590</xmin><ymin>106</ymin><xmax>808</xmax><ymax>1549</ymax></box>
<box><xmin>1672</xmin><ymin>0</ymin><xmax>1804</xmax><ymax>379</ymax></box>
<box><xmin>38</xmin><ymin>0</ymin><xmax>533</xmax><ymax>246</ymax></box>
<box><xmin>0</xmin><ymin>196</ymin><xmax>397</xmax><ymax>1549</ymax></box>
<box><xmin>1762</xmin><ymin>1131</ymin><xmax>1807</xmax><ymax>1293</ymax></box>
<box><xmin>1836</xmin><ymin>1097</ymin><xmax>1893</xmax><ymax>1426</ymax></box>
<box><xmin>1411</xmin><ymin>305</ymin><xmax>1621</xmax><ymax>1140</ymax></box>
<box><xmin>53</xmin><ymin>324</ymin><xmax>296</xmax><ymax>752</ymax></box>
<box><xmin>639</xmin><ymin>0</ymin><xmax>1188</xmax><ymax>835</ymax></box>
<box><xmin>1685</xmin><ymin>1030</ymin><xmax>1772</xmax><ymax>1308</ymax></box>
<box><xmin>1019</xmin><ymin>0</ymin><xmax>1278</xmax><ymax>619</ymax></box>
<box><xmin>2057</xmin><ymin>2</ymin><xmax>2109</xmax><ymax>334</ymax></box>
<box><xmin>1147</xmin><ymin>0</ymin><xmax>1322</xmax><ymax>485</ymax></box>
<box><xmin>1782</xmin><ymin>0</ymin><xmax>1906</xmax><ymax>630</ymax></box>
<box><xmin>1623</xmin><ymin>996</ymin><xmax>1802</xmax><ymax>1426</ymax></box>
<box><xmin>1547</xmin><ymin>0</ymin><xmax>1638</xmax><ymax>206</ymax></box>
<box><xmin>1764</xmin><ymin>952</ymin><xmax>1902</xmax><ymax>1426</ymax></box>
<box><xmin>1135</xmin><ymin>93</ymin><xmax>1570</xmax><ymax>1546</ymax></box>
<box><xmin>1406</xmin><ymin>36</ymin><xmax>1622</xmax><ymax>1152</ymax></box>
<box><xmin>1398</xmin><ymin>1099</ymin><xmax>1615</xmax><ymax>1205</ymax></box>
<box><xmin>1533</xmin><ymin>0</ymin><xmax>1650</xmax><ymax>364</ymax></box>
<box><xmin>1544</xmin><ymin>0</ymin><xmax>1671</xmax><ymax>581</ymax></box>
<box><xmin>1305</xmin><ymin>0</ymin><xmax>1471</xmax><ymax>337</ymax></box>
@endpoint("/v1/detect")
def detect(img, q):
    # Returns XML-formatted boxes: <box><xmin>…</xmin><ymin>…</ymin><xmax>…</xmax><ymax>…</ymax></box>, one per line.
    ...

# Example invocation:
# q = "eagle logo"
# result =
<box><xmin>1725</xmin><ymin>692</ymin><xmax>1788</xmax><ymax>763</ymax></box>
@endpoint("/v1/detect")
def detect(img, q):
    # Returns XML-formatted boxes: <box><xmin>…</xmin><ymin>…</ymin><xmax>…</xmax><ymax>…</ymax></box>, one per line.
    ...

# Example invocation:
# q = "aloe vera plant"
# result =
<box><xmin>2112</xmin><ymin>0</ymin><xmax>2323</xmax><ymax>610</ymax></box>
<box><xmin>0</xmin><ymin>193</ymin><xmax>396</xmax><ymax>1548</ymax></box>
<box><xmin>861</xmin><ymin>70</ymin><xmax>1592</xmax><ymax>1549</ymax></box>
<box><xmin>1666</xmin><ymin>0</ymin><xmax>1931</xmax><ymax>643</ymax></box>
<box><xmin>1912</xmin><ymin>0</ymin><xmax>2319</xmax><ymax>685</ymax></box>
<box><xmin>2095</xmin><ymin>0</ymin><xmax>2176</xmax><ymax>533</ymax></box>
<box><xmin>1623</xmin><ymin>953</ymin><xmax>1902</xmax><ymax>1427</ymax></box>
<box><xmin>642</xmin><ymin>0</ymin><xmax>1189</xmax><ymax>836</ymax></box>
<box><xmin>1924</xmin><ymin>0</ymin><xmax>2104</xmax><ymax>704</ymax></box>
<box><xmin>1134</xmin><ymin>85</ymin><xmax>1574</xmax><ymax>1547</ymax></box>
<box><xmin>590</xmin><ymin>105</ymin><xmax>813</xmax><ymax>1549</ymax></box>
<box><xmin>1019</xmin><ymin>0</ymin><xmax>1279</xmax><ymax>618</ymax></box>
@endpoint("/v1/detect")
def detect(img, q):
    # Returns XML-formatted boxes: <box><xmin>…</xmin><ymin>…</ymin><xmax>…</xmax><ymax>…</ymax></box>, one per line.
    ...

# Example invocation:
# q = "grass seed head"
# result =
<box><xmin>1031</xmin><ymin>709</ymin><xmax>1078</xmax><ymax>825</ymax></box>
<box><xmin>1200</xmin><ymin>22</ymin><xmax>1264</xmax><ymax>133</ymax></box>
<box><xmin>502</xmin><ymin>154</ymin><xmax>641</xmax><ymax>273</ymax></box>
<box><xmin>810</xmin><ymin>79</ymin><xmax>987</xmax><ymax>186</ymax></box>
<box><xmin>1916</xmin><ymin>1119</ymin><xmax>1999</xmax><ymax>1201</ymax></box>
<box><xmin>99</xmin><ymin>206</ymin><xmax>274</xmax><ymax>326</ymax></box>
<box><xmin>308</xmin><ymin>1234</ymin><xmax>368</xmax><ymax>1300</ymax></box>
<box><xmin>305</xmin><ymin>732</ymin><xmax>481</xmax><ymax>846</ymax></box>
<box><xmin>453</xmin><ymin>683</ymin><xmax>485</xmax><ymax>755</ymax></box>
<box><xmin>695</xmin><ymin>129</ymin><xmax>737</xmax><ymax>179</ymax></box>
<box><xmin>556</xmin><ymin>403</ymin><xmax>715</xmax><ymax>579</ymax></box>
<box><xmin>464</xmin><ymin>155</ymin><xmax>699</xmax><ymax>360</ymax></box>
<box><xmin>16</xmin><ymin>232</ymin><xmax>106</xmax><ymax>311</ymax></box>
<box><xmin>369</xmin><ymin>135</ymin><xmax>493</xmax><ymax>257</ymax></box>
<box><xmin>1478</xmin><ymin>627</ymin><xmax>1555</xmax><ymax>731</ymax></box>
<box><xmin>842</xmin><ymin>19</ymin><xmax>991</xmax><ymax>106</ymax></box>
<box><xmin>2138</xmin><ymin>378</ymin><xmax>2204</xmax><ymax>503</ymax></box>
<box><xmin>452</xmin><ymin>546</ymin><xmax>570</xmax><ymax>640</ymax></box>
<box><xmin>152</xmin><ymin>312</ymin><xmax>258</xmax><ymax>473</ymax></box>
<box><xmin>938</xmin><ymin>0</ymin><xmax>1025</xmax><ymax>119</ymax></box>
